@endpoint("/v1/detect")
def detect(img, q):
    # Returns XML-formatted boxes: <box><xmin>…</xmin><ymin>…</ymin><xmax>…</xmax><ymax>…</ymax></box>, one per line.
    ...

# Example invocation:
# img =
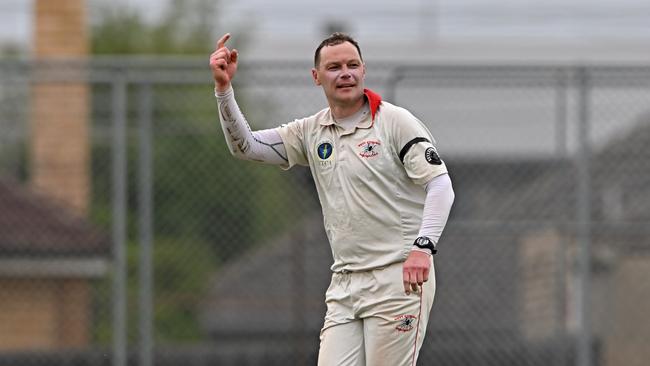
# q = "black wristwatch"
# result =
<box><xmin>413</xmin><ymin>236</ymin><xmax>437</xmax><ymax>255</ymax></box>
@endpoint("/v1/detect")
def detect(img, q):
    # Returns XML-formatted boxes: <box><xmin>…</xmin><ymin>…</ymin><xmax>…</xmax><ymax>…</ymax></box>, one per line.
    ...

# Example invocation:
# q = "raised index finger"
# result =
<box><xmin>216</xmin><ymin>33</ymin><xmax>231</xmax><ymax>50</ymax></box>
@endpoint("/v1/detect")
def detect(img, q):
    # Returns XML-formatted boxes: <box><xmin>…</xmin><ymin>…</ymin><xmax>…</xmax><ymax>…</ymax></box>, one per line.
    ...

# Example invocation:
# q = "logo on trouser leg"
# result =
<box><xmin>394</xmin><ymin>315</ymin><xmax>417</xmax><ymax>332</ymax></box>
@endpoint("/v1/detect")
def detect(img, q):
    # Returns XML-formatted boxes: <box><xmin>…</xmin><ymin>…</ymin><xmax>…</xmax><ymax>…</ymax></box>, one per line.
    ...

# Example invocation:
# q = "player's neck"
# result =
<box><xmin>330</xmin><ymin>97</ymin><xmax>365</xmax><ymax>120</ymax></box>
<box><xmin>334</xmin><ymin>101</ymin><xmax>369</xmax><ymax>131</ymax></box>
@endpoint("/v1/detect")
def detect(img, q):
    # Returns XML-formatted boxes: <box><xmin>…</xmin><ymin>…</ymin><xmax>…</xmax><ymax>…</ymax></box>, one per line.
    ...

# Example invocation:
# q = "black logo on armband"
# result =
<box><xmin>425</xmin><ymin>147</ymin><xmax>442</xmax><ymax>165</ymax></box>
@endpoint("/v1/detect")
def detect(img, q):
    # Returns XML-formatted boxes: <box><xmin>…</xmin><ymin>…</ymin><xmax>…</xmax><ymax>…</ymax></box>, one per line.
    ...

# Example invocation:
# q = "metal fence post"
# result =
<box><xmin>555</xmin><ymin>68</ymin><xmax>569</xmax><ymax>157</ymax></box>
<box><xmin>384</xmin><ymin>67</ymin><xmax>404</xmax><ymax>103</ymax></box>
<box><xmin>112</xmin><ymin>70</ymin><xmax>128</xmax><ymax>366</ymax></box>
<box><xmin>291</xmin><ymin>228</ymin><xmax>307</xmax><ymax>365</ymax></box>
<box><xmin>575</xmin><ymin>67</ymin><xmax>593</xmax><ymax>366</ymax></box>
<box><xmin>138</xmin><ymin>83</ymin><xmax>154</xmax><ymax>366</ymax></box>
<box><xmin>555</xmin><ymin>68</ymin><xmax>570</xmax><ymax>366</ymax></box>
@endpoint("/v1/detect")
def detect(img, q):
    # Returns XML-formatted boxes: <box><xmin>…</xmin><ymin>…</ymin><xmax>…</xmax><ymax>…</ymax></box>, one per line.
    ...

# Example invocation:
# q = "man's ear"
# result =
<box><xmin>311</xmin><ymin>68</ymin><xmax>321</xmax><ymax>86</ymax></box>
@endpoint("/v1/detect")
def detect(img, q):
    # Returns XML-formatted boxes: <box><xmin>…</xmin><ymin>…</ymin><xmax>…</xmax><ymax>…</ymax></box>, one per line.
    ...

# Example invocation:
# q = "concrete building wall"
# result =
<box><xmin>519</xmin><ymin>229</ymin><xmax>566</xmax><ymax>340</ymax></box>
<box><xmin>520</xmin><ymin>229</ymin><xmax>650</xmax><ymax>366</ymax></box>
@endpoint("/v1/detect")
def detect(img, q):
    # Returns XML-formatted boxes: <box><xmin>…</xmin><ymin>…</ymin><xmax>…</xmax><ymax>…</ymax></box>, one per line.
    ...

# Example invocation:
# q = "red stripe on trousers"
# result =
<box><xmin>410</xmin><ymin>288</ymin><xmax>424</xmax><ymax>366</ymax></box>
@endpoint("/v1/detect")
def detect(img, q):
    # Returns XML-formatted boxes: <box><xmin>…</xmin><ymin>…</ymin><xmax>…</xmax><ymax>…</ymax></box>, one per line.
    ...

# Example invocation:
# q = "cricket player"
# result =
<box><xmin>210</xmin><ymin>32</ymin><xmax>454</xmax><ymax>366</ymax></box>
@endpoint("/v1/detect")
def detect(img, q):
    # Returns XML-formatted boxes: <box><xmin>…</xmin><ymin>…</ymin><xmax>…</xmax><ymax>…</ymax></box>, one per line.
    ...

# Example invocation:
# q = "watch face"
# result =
<box><xmin>414</xmin><ymin>237</ymin><xmax>436</xmax><ymax>254</ymax></box>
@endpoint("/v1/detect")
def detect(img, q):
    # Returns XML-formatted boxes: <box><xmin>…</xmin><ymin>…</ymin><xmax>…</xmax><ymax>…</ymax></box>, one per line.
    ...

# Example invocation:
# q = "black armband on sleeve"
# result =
<box><xmin>399</xmin><ymin>137</ymin><xmax>430</xmax><ymax>164</ymax></box>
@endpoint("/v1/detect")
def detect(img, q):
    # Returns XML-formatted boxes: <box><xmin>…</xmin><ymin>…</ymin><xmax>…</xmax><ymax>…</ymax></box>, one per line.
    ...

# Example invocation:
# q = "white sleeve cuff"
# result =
<box><xmin>214</xmin><ymin>85</ymin><xmax>233</xmax><ymax>98</ymax></box>
<box><xmin>416</xmin><ymin>173</ymin><xmax>455</xmax><ymax>245</ymax></box>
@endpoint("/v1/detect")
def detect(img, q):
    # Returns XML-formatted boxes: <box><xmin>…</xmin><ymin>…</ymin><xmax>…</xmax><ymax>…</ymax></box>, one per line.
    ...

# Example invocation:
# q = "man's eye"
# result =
<box><xmin>349</xmin><ymin>63</ymin><xmax>359</xmax><ymax>68</ymax></box>
<box><xmin>328</xmin><ymin>65</ymin><xmax>339</xmax><ymax>70</ymax></box>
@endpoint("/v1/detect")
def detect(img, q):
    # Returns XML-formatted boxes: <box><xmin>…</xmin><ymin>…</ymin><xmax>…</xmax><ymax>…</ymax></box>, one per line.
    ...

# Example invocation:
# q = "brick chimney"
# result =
<box><xmin>31</xmin><ymin>0</ymin><xmax>89</xmax><ymax>215</ymax></box>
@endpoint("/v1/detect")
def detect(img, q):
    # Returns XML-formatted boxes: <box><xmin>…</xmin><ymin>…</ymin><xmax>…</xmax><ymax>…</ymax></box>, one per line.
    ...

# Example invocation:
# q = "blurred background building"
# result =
<box><xmin>1</xmin><ymin>1</ymin><xmax>649</xmax><ymax>366</ymax></box>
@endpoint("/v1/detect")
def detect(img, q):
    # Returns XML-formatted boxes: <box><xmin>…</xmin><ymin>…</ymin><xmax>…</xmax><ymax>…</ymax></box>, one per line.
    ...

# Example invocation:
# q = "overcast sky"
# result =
<box><xmin>2</xmin><ymin>0</ymin><xmax>650</xmax><ymax>49</ymax></box>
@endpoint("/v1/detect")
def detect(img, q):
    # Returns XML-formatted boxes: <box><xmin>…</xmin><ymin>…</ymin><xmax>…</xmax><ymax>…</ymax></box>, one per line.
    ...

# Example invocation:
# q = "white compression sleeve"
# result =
<box><xmin>414</xmin><ymin>173</ymin><xmax>455</xmax><ymax>252</ymax></box>
<box><xmin>215</xmin><ymin>87</ymin><xmax>288</xmax><ymax>165</ymax></box>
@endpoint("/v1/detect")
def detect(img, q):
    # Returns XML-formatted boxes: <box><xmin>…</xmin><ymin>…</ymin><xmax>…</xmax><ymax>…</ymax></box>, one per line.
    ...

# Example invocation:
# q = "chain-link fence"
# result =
<box><xmin>1</xmin><ymin>58</ymin><xmax>649</xmax><ymax>366</ymax></box>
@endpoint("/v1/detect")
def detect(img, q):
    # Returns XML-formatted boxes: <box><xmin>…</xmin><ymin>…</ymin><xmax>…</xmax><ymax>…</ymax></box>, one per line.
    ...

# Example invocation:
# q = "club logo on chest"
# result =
<box><xmin>358</xmin><ymin>140</ymin><xmax>381</xmax><ymax>158</ymax></box>
<box><xmin>316</xmin><ymin>140</ymin><xmax>334</xmax><ymax>168</ymax></box>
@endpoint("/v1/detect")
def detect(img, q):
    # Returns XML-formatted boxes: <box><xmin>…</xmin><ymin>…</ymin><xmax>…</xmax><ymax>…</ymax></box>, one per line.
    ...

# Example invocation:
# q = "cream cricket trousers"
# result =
<box><xmin>317</xmin><ymin>258</ymin><xmax>436</xmax><ymax>366</ymax></box>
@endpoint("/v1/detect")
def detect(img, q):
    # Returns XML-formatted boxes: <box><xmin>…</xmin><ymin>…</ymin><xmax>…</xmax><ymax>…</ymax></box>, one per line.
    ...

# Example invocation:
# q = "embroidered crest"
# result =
<box><xmin>425</xmin><ymin>147</ymin><xmax>442</xmax><ymax>165</ymax></box>
<box><xmin>358</xmin><ymin>140</ymin><xmax>381</xmax><ymax>158</ymax></box>
<box><xmin>315</xmin><ymin>139</ymin><xmax>335</xmax><ymax>169</ymax></box>
<box><xmin>317</xmin><ymin>142</ymin><xmax>333</xmax><ymax>160</ymax></box>
<box><xmin>395</xmin><ymin>314</ymin><xmax>417</xmax><ymax>332</ymax></box>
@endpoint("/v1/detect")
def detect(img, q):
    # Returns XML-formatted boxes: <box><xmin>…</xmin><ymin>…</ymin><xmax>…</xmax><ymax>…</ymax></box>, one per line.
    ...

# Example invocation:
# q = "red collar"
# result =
<box><xmin>364</xmin><ymin>88</ymin><xmax>382</xmax><ymax>121</ymax></box>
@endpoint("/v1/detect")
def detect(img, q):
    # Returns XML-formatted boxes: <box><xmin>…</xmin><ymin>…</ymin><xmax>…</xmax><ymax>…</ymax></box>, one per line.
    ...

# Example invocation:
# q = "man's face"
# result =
<box><xmin>312</xmin><ymin>42</ymin><xmax>366</xmax><ymax>107</ymax></box>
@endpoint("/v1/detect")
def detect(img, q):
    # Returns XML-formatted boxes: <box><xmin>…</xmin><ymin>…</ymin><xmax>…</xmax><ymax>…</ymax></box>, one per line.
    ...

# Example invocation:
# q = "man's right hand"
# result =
<box><xmin>210</xmin><ymin>33</ymin><xmax>239</xmax><ymax>92</ymax></box>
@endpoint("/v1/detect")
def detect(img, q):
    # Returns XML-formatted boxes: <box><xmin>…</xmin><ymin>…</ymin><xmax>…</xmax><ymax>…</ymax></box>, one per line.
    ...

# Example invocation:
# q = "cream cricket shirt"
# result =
<box><xmin>278</xmin><ymin>89</ymin><xmax>447</xmax><ymax>273</ymax></box>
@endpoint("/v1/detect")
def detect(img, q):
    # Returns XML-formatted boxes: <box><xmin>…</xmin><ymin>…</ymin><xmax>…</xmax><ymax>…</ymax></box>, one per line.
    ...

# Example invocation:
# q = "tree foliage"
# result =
<box><xmin>89</xmin><ymin>0</ymin><xmax>315</xmax><ymax>342</ymax></box>
<box><xmin>91</xmin><ymin>0</ymin><xmax>215</xmax><ymax>55</ymax></box>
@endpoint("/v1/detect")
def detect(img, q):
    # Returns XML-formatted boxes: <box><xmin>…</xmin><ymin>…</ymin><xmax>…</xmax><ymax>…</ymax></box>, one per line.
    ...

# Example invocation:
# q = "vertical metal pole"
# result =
<box><xmin>575</xmin><ymin>67</ymin><xmax>592</xmax><ymax>366</ymax></box>
<box><xmin>384</xmin><ymin>67</ymin><xmax>403</xmax><ymax>104</ymax></box>
<box><xmin>291</xmin><ymin>230</ymin><xmax>306</xmax><ymax>365</ymax></box>
<box><xmin>555</xmin><ymin>68</ymin><xmax>568</xmax><ymax>158</ymax></box>
<box><xmin>112</xmin><ymin>72</ymin><xmax>128</xmax><ymax>366</ymax></box>
<box><xmin>138</xmin><ymin>83</ymin><xmax>154</xmax><ymax>366</ymax></box>
<box><xmin>555</xmin><ymin>67</ymin><xmax>570</xmax><ymax>366</ymax></box>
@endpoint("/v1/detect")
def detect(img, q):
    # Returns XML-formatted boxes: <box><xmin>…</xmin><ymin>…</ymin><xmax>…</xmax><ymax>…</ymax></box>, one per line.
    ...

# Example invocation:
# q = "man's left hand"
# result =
<box><xmin>402</xmin><ymin>251</ymin><xmax>431</xmax><ymax>295</ymax></box>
